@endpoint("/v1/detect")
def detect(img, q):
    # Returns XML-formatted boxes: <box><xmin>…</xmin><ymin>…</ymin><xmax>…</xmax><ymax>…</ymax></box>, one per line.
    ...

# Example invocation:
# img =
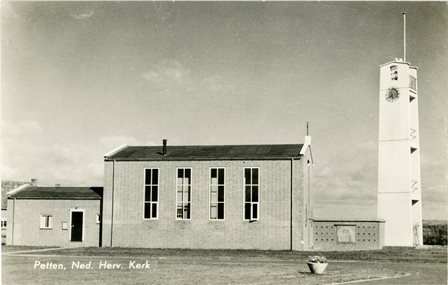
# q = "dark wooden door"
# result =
<box><xmin>71</xmin><ymin>211</ymin><xmax>83</xmax><ymax>242</ymax></box>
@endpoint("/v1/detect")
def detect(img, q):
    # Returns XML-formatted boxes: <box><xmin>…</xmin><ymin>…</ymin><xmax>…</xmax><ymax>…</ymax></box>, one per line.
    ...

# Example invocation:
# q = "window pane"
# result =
<box><xmin>185</xmin><ymin>169</ymin><xmax>191</xmax><ymax>184</ymax></box>
<box><xmin>210</xmin><ymin>190</ymin><xmax>217</xmax><ymax>203</ymax></box>
<box><xmin>218</xmin><ymin>169</ymin><xmax>224</xmax><ymax>184</ymax></box>
<box><xmin>210</xmin><ymin>204</ymin><xmax>217</xmax><ymax>219</ymax></box>
<box><xmin>244</xmin><ymin>169</ymin><xmax>251</xmax><ymax>185</ymax></box>
<box><xmin>144</xmin><ymin>203</ymin><xmax>151</xmax><ymax>219</ymax></box>
<box><xmin>152</xmin><ymin>186</ymin><xmax>158</xmax><ymax>202</ymax></box>
<box><xmin>145</xmin><ymin>186</ymin><xmax>151</xmax><ymax>202</ymax></box>
<box><xmin>185</xmin><ymin>203</ymin><xmax>190</xmax><ymax>219</ymax></box>
<box><xmin>145</xmin><ymin>169</ymin><xmax>152</xmax><ymax>185</ymax></box>
<box><xmin>252</xmin><ymin>203</ymin><xmax>258</xmax><ymax>219</ymax></box>
<box><xmin>252</xmin><ymin>186</ymin><xmax>258</xmax><ymax>202</ymax></box>
<box><xmin>211</xmin><ymin>176</ymin><xmax>218</xmax><ymax>185</ymax></box>
<box><xmin>252</xmin><ymin>168</ymin><xmax>258</xmax><ymax>184</ymax></box>
<box><xmin>217</xmin><ymin>203</ymin><xmax>224</xmax><ymax>219</ymax></box>
<box><xmin>218</xmin><ymin>186</ymin><xmax>224</xmax><ymax>202</ymax></box>
<box><xmin>211</xmin><ymin>168</ymin><xmax>217</xmax><ymax>178</ymax></box>
<box><xmin>152</xmin><ymin>169</ymin><xmax>158</xmax><ymax>185</ymax></box>
<box><xmin>152</xmin><ymin>203</ymin><xmax>157</xmax><ymax>218</ymax></box>
<box><xmin>177</xmin><ymin>190</ymin><xmax>183</xmax><ymax>203</ymax></box>
<box><xmin>177</xmin><ymin>169</ymin><xmax>183</xmax><ymax>179</ymax></box>
<box><xmin>176</xmin><ymin>206</ymin><xmax>183</xmax><ymax>218</ymax></box>
<box><xmin>183</xmin><ymin>186</ymin><xmax>191</xmax><ymax>202</ymax></box>
<box><xmin>244</xmin><ymin>203</ymin><xmax>251</xmax><ymax>220</ymax></box>
<box><xmin>245</xmin><ymin>186</ymin><xmax>251</xmax><ymax>202</ymax></box>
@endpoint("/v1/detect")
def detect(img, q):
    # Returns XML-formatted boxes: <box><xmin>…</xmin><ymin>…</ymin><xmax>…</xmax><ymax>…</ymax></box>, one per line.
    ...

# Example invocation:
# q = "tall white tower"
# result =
<box><xmin>377</xmin><ymin>14</ymin><xmax>422</xmax><ymax>246</ymax></box>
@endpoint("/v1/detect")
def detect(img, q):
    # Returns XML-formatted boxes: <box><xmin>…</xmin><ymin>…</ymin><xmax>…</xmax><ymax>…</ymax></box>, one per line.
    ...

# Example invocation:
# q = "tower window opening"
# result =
<box><xmin>390</xmin><ymin>65</ymin><xmax>398</xmax><ymax>81</ymax></box>
<box><xmin>409</xmin><ymin>75</ymin><xmax>417</xmax><ymax>90</ymax></box>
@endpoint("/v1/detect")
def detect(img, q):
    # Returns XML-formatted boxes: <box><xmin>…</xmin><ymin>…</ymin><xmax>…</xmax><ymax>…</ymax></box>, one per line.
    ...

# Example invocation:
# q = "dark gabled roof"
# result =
<box><xmin>105</xmin><ymin>144</ymin><xmax>304</xmax><ymax>161</ymax></box>
<box><xmin>8</xmin><ymin>186</ymin><xmax>103</xmax><ymax>200</ymax></box>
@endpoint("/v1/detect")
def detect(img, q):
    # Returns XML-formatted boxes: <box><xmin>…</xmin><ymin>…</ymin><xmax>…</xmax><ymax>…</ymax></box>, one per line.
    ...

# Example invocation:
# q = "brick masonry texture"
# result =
<box><xmin>102</xmin><ymin>158</ymin><xmax>312</xmax><ymax>250</ymax></box>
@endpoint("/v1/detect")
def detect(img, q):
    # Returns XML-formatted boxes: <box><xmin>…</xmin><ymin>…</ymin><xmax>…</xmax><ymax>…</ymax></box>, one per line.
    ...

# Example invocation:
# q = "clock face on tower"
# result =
<box><xmin>385</xmin><ymin>87</ymin><xmax>400</xmax><ymax>102</ymax></box>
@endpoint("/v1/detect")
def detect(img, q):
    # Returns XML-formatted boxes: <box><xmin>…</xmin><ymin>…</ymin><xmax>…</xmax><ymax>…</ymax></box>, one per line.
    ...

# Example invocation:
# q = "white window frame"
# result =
<box><xmin>176</xmin><ymin>167</ymin><xmax>192</xmax><ymax>220</ymax></box>
<box><xmin>69</xmin><ymin>209</ymin><xmax>85</xmax><ymax>242</ymax></box>
<box><xmin>40</xmin><ymin>214</ymin><xmax>53</xmax><ymax>229</ymax></box>
<box><xmin>143</xmin><ymin>168</ymin><xmax>160</xmax><ymax>220</ymax></box>
<box><xmin>409</xmin><ymin>75</ymin><xmax>417</xmax><ymax>91</ymax></box>
<box><xmin>209</xmin><ymin>167</ymin><xmax>225</xmax><ymax>221</ymax></box>
<box><xmin>243</xmin><ymin>167</ymin><xmax>260</xmax><ymax>221</ymax></box>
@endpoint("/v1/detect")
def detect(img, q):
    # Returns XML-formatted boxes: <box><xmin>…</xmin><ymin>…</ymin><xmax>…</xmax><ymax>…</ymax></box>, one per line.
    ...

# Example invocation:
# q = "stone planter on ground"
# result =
<box><xmin>307</xmin><ymin>255</ymin><xmax>328</xmax><ymax>274</ymax></box>
<box><xmin>307</xmin><ymin>262</ymin><xmax>328</xmax><ymax>274</ymax></box>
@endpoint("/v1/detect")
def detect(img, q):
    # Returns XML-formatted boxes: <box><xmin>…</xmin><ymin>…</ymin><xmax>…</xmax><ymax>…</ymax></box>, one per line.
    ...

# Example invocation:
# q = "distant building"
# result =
<box><xmin>7</xmin><ymin>185</ymin><xmax>103</xmax><ymax>247</ymax></box>
<box><xmin>1</xmin><ymin>209</ymin><xmax>6</xmax><ymax>245</ymax></box>
<box><xmin>102</xmin><ymin>139</ymin><xmax>314</xmax><ymax>250</ymax></box>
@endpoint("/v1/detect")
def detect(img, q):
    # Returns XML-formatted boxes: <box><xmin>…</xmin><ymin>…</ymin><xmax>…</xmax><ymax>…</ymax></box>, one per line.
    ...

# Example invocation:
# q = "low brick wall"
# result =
<box><xmin>311</xmin><ymin>219</ymin><xmax>385</xmax><ymax>250</ymax></box>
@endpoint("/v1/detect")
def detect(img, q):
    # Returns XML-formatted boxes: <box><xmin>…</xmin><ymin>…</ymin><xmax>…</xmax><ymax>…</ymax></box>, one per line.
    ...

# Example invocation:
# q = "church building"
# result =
<box><xmin>101</xmin><ymin>139</ymin><xmax>314</xmax><ymax>250</ymax></box>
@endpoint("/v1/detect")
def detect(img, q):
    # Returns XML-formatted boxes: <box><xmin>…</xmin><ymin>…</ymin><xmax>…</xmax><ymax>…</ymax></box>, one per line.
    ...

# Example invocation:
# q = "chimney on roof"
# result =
<box><xmin>31</xmin><ymin>178</ymin><xmax>37</xmax><ymax>186</ymax></box>
<box><xmin>162</xmin><ymin>139</ymin><xmax>167</xmax><ymax>155</ymax></box>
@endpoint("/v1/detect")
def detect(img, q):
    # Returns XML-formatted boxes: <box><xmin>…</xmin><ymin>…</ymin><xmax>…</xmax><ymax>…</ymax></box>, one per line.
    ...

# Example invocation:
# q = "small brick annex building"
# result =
<box><xmin>7</xmin><ymin>185</ymin><xmax>103</xmax><ymax>247</ymax></box>
<box><xmin>102</xmin><ymin>140</ymin><xmax>314</xmax><ymax>250</ymax></box>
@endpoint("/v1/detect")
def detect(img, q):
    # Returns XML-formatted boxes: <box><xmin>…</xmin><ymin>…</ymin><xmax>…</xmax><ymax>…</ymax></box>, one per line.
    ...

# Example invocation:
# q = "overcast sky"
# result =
<box><xmin>1</xmin><ymin>1</ymin><xmax>447</xmax><ymax>220</ymax></box>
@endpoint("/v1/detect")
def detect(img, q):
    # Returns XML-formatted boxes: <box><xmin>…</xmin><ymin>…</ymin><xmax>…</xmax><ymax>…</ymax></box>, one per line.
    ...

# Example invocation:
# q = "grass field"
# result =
<box><xmin>2</xmin><ymin>246</ymin><xmax>447</xmax><ymax>284</ymax></box>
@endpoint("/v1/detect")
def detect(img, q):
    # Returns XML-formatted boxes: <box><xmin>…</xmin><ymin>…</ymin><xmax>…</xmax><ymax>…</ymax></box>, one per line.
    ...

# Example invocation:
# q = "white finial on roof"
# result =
<box><xmin>104</xmin><ymin>144</ymin><xmax>128</xmax><ymax>157</ymax></box>
<box><xmin>300</xmin><ymin>121</ymin><xmax>312</xmax><ymax>156</ymax></box>
<box><xmin>6</xmin><ymin>184</ymin><xmax>31</xmax><ymax>197</ymax></box>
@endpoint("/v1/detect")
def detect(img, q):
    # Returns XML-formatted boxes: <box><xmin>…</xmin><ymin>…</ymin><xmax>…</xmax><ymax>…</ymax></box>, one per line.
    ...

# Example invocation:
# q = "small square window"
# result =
<box><xmin>40</xmin><ymin>215</ymin><xmax>53</xmax><ymax>229</ymax></box>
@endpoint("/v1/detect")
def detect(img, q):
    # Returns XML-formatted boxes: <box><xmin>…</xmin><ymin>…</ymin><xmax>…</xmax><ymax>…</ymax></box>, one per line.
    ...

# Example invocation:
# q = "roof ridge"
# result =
<box><xmin>30</xmin><ymin>186</ymin><xmax>100</xmax><ymax>188</ymax></box>
<box><xmin>107</xmin><ymin>144</ymin><xmax>305</xmax><ymax>161</ymax></box>
<box><xmin>129</xmin><ymin>143</ymin><xmax>302</xmax><ymax>146</ymax></box>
